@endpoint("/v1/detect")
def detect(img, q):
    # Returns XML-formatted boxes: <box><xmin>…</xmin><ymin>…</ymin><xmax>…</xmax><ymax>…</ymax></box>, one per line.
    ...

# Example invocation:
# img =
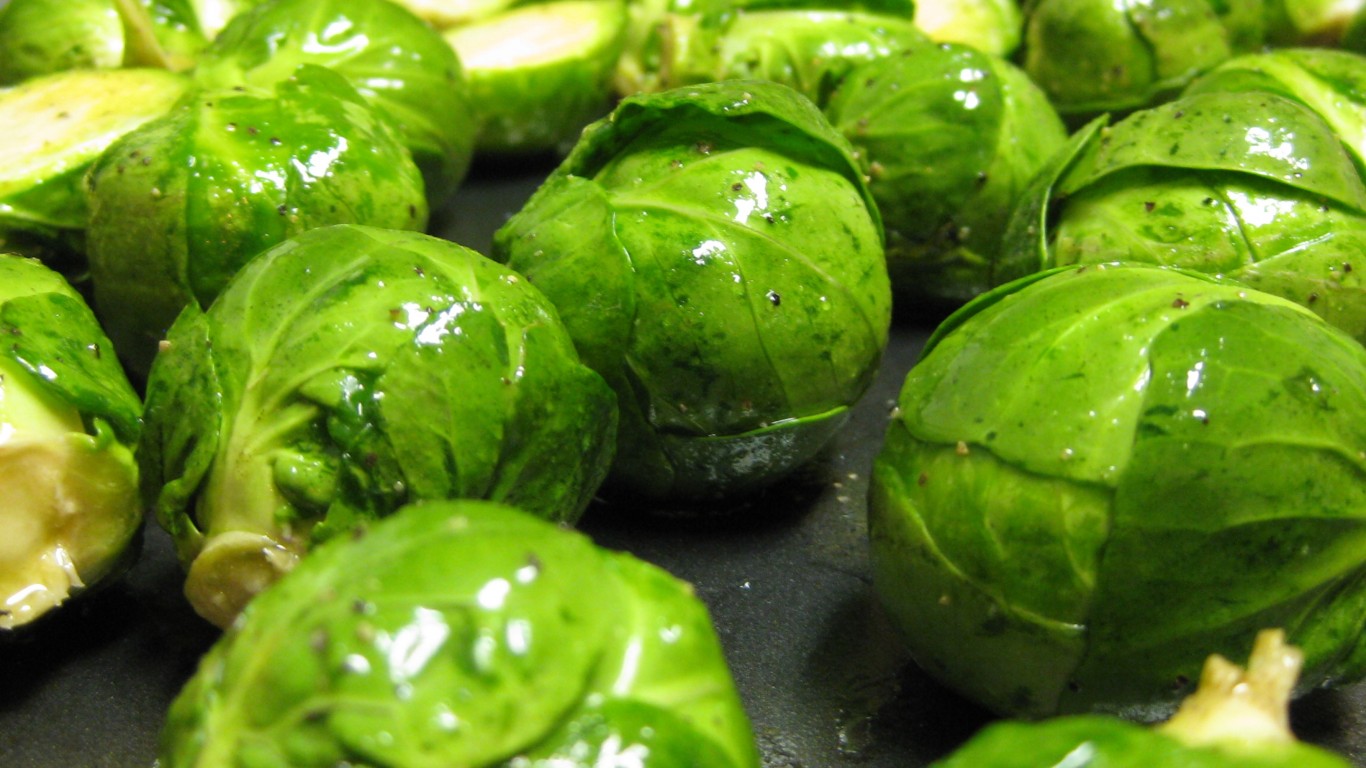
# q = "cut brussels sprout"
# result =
<box><xmin>392</xmin><ymin>0</ymin><xmax>518</xmax><ymax>28</ymax></box>
<box><xmin>825</xmin><ymin>40</ymin><xmax>1066</xmax><ymax>307</ymax></box>
<box><xmin>931</xmin><ymin>630</ymin><xmax>1355</xmax><ymax>767</ymax></box>
<box><xmin>912</xmin><ymin>0</ymin><xmax>1022</xmax><ymax>56</ymax></box>
<box><xmin>0</xmin><ymin>254</ymin><xmax>143</xmax><ymax>631</ymax></box>
<box><xmin>195</xmin><ymin>0</ymin><xmax>477</xmax><ymax>204</ymax></box>
<box><xmin>1185</xmin><ymin>47</ymin><xmax>1366</xmax><ymax>177</ymax></box>
<box><xmin>493</xmin><ymin>80</ymin><xmax>890</xmax><ymax>502</ymax></box>
<box><xmin>185</xmin><ymin>0</ymin><xmax>263</xmax><ymax>38</ymax></box>
<box><xmin>870</xmin><ymin>262</ymin><xmax>1366</xmax><ymax>720</ymax></box>
<box><xmin>85</xmin><ymin>64</ymin><xmax>428</xmax><ymax>377</ymax></box>
<box><xmin>1265</xmin><ymin>0</ymin><xmax>1366</xmax><ymax>44</ymax></box>
<box><xmin>0</xmin><ymin>67</ymin><xmax>188</xmax><ymax>275</ymax></box>
<box><xmin>140</xmin><ymin>224</ymin><xmax>617</xmax><ymax>628</ymax></box>
<box><xmin>664</xmin><ymin>9</ymin><xmax>928</xmax><ymax>107</ymax></box>
<box><xmin>1020</xmin><ymin>0</ymin><xmax>1258</xmax><ymax>118</ymax></box>
<box><xmin>159</xmin><ymin>499</ymin><xmax>759</xmax><ymax>767</ymax></box>
<box><xmin>1000</xmin><ymin>91</ymin><xmax>1366</xmax><ymax>343</ymax></box>
<box><xmin>444</xmin><ymin>0</ymin><xmax>627</xmax><ymax>155</ymax></box>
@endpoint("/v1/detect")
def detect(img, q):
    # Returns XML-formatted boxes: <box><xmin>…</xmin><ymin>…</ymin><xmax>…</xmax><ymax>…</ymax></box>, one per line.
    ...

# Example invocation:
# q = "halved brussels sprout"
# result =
<box><xmin>1000</xmin><ymin>91</ymin><xmax>1366</xmax><ymax>343</ymax></box>
<box><xmin>140</xmin><ymin>224</ymin><xmax>617</xmax><ymax>628</ymax></box>
<box><xmin>85</xmin><ymin>64</ymin><xmax>428</xmax><ymax>376</ymax></box>
<box><xmin>493</xmin><ymin>80</ymin><xmax>890</xmax><ymax>502</ymax></box>
<box><xmin>0</xmin><ymin>254</ymin><xmax>143</xmax><ymax>631</ymax></box>
<box><xmin>871</xmin><ymin>262</ymin><xmax>1366</xmax><ymax>719</ymax></box>
<box><xmin>825</xmin><ymin>40</ymin><xmax>1066</xmax><ymax>307</ymax></box>
<box><xmin>912</xmin><ymin>0</ymin><xmax>1022</xmax><ymax>56</ymax></box>
<box><xmin>1265</xmin><ymin>0</ymin><xmax>1366</xmax><ymax>45</ymax></box>
<box><xmin>195</xmin><ymin>0</ymin><xmax>477</xmax><ymax>204</ymax></box>
<box><xmin>444</xmin><ymin>0</ymin><xmax>628</xmax><ymax>155</ymax></box>
<box><xmin>159</xmin><ymin>499</ymin><xmax>759</xmax><ymax>767</ymax></box>
<box><xmin>1019</xmin><ymin>0</ymin><xmax>1259</xmax><ymax>118</ymax></box>
<box><xmin>392</xmin><ymin>0</ymin><xmax>519</xmax><ymax>28</ymax></box>
<box><xmin>0</xmin><ymin>67</ymin><xmax>188</xmax><ymax>276</ymax></box>
<box><xmin>932</xmin><ymin>630</ymin><xmax>1354</xmax><ymax>767</ymax></box>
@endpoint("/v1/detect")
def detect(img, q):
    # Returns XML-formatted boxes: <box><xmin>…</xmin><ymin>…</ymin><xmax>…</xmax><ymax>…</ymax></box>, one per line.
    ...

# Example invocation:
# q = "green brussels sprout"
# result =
<box><xmin>1185</xmin><ymin>47</ymin><xmax>1366</xmax><ymax>176</ymax></box>
<box><xmin>0</xmin><ymin>66</ymin><xmax>188</xmax><ymax>276</ymax></box>
<box><xmin>1019</xmin><ymin>0</ymin><xmax>1261</xmax><ymax>118</ymax></box>
<box><xmin>0</xmin><ymin>254</ymin><xmax>143</xmax><ymax>631</ymax></box>
<box><xmin>869</xmin><ymin>262</ymin><xmax>1366</xmax><ymax>720</ymax></box>
<box><xmin>140</xmin><ymin>224</ymin><xmax>618</xmax><ymax>628</ymax></box>
<box><xmin>186</xmin><ymin>0</ymin><xmax>266</xmax><ymax>38</ymax></box>
<box><xmin>912</xmin><ymin>0</ymin><xmax>1023</xmax><ymax>56</ymax></box>
<box><xmin>931</xmin><ymin>630</ymin><xmax>1355</xmax><ymax>767</ymax></box>
<box><xmin>1264</xmin><ymin>0</ymin><xmax>1366</xmax><ymax>45</ymax></box>
<box><xmin>663</xmin><ymin>9</ymin><xmax>929</xmax><ymax>107</ymax></box>
<box><xmin>493</xmin><ymin>80</ymin><xmax>891</xmax><ymax>502</ymax></box>
<box><xmin>0</xmin><ymin>0</ymin><xmax>123</xmax><ymax>83</ymax></box>
<box><xmin>159</xmin><ymin>499</ymin><xmax>760</xmax><ymax>767</ymax></box>
<box><xmin>443</xmin><ymin>0</ymin><xmax>628</xmax><ymax>155</ymax></box>
<box><xmin>825</xmin><ymin>40</ymin><xmax>1067</xmax><ymax>307</ymax></box>
<box><xmin>1000</xmin><ymin>91</ymin><xmax>1366</xmax><ymax>343</ymax></box>
<box><xmin>85</xmin><ymin>64</ymin><xmax>428</xmax><ymax>377</ymax></box>
<box><xmin>0</xmin><ymin>0</ymin><xmax>219</xmax><ymax>83</ymax></box>
<box><xmin>613</xmin><ymin>0</ymin><xmax>916</xmax><ymax>97</ymax></box>
<box><xmin>392</xmin><ymin>0</ymin><xmax>520</xmax><ymax>28</ymax></box>
<box><xmin>195</xmin><ymin>0</ymin><xmax>478</xmax><ymax>204</ymax></box>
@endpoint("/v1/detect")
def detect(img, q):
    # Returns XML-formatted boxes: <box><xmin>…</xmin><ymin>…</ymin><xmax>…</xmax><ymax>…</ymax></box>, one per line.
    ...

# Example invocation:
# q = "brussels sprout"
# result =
<box><xmin>0</xmin><ymin>66</ymin><xmax>188</xmax><ymax>276</ymax></box>
<box><xmin>1185</xmin><ymin>47</ymin><xmax>1366</xmax><ymax>176</ymax></box>
<box><xmin>195</xmin><ymin>0</ymin><xmax>477</xmax><ymax>204</ymax></box>
<box><xmin>912</xmin><ymin>0</ymin><xmax>1022</xmax><ymax>56</ymax></box>
<box><xmin>493</xmin><ymin>80</ymin><xmax>890</xmax><ymax>502</ymax></box>
<box><xmin>443</xmin><ymin>0</ymin><xmax>628</xmax><ymax>155</ymax></box>
<box><xmin>85</xmin><ymin>64</ymin><xmax>428</xmax><ymax>377</ymax></box>
<box><xmin>1000</xmin><ymin>91</ymin><xmax>1366</xmax><ymax>343</ymax></box>
<box><xmin>663</xmin><ymin>9</ymin><xmax>928</xmax><ymax>107</ymax></box>
<box><xmin>613</xmin><ymin>0</ymin><xmax>916</xmax><ymax>97</ymax></box>
<box><xmin>159</xmin><ymin>499</ymin><xmax>759</xmax><ymax>767</ymax></box>
<box><xmin>392</xmin><ymin>0</ymin><xmax>519</xmax><ymax>28</ymax></box>
<box><xmin>870</xmin><ymin>262</ymin><xmax>1366</xmax><ymax>720</ymax></box>
<box><xmin>825</xmin><ymin>40</ymin><xmax>1067</xmax><ymax>307</ymax></box>
<box><xmin>0</xmin><ymin>0</ymin><xmax>123</xmax><ymax>83</ymax></box>
<box><xmin>1019</xmin><ymin>0</ymin><xmax>1260</xmax><ymax>118</ymax></box>
<box><xmin>1265</xmin><ymin>0</ymin><xmax>1366</xmax><ymax>44</ymax></box>
<box><xmin>0</xmin><ymin>255</ymin><xmax>143</xmax><ymax>631</ymax></box>
<box><xmin>931</xmin><ymin>630</ymin><xmax>1355</xmax><ymax>767</ymax></box>
<box><xmin>186</xmin><ymin>0</ymin><xmax>265</xmax><ymax>38</ymax></box>
<box><xmin>0</xmin><ymin>0</ymin><xmax>216</xmax><ymax>83</ymax></box>
<box><xmin>140</xmin><ymin>224</ymin><xmax>617</xmax><ymax>628</ymax></box>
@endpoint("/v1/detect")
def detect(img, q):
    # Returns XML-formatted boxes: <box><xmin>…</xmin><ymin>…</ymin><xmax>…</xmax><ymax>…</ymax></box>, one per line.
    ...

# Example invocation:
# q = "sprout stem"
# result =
<box><xmin>1158</xmin><ymin>629</ymin><xmax>1303</xmax><ymax>749</ymax></box>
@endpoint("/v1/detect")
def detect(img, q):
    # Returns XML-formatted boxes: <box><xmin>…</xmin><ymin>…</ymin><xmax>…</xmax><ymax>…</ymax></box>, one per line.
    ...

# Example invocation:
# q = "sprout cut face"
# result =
<box><xmin>0</xmin><ymin>255</ymin><xmax>143</xmax><ymax>631</ymax></box>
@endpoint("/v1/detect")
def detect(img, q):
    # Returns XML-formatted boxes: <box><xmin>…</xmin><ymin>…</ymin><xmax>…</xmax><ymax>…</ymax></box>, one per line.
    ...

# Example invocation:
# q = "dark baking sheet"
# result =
<box><xmin>1</xmin><ymin>161</ymin><xmax>1362</xmax><ymax>768</ymax></box>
